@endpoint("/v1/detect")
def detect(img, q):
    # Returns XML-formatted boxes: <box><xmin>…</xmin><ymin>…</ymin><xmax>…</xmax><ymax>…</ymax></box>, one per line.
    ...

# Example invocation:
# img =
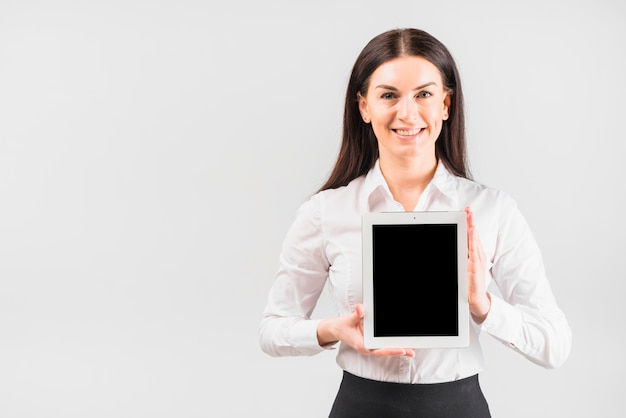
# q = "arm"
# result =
<box><xmin>317</xmin><ymin>304</ymin><xmax>415</xmax><ymax>357</ymax></box>
<box><xmin>259</xmin><ymin>195</ymin><xmax>415</xmax><ymax>358</ymax></box>
<box><xmin>465</xmin><ymin>206</ymin><xmax>492</xmax><ymax>323</ymax></box>
<box><xmin>475</xmin><ymin>200</ymin><xmax>572</xmax><ymax>369</ymax></box>
<box><xmin>259</xmin><ymin>196</ymin><xmax>330</xmax><ymax>357</ymax></box>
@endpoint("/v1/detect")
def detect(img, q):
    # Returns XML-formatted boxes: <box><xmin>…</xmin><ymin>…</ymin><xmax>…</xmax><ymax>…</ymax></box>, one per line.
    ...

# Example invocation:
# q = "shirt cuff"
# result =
<box><xmin>290</xmin><ymin>318</ymin><xmax>336</xmax><ymax>355</ymax></box>
<box><xmin>479</xmin><ymin>294</ymin><xmax>524</xmax><ymax>349</ymax></box>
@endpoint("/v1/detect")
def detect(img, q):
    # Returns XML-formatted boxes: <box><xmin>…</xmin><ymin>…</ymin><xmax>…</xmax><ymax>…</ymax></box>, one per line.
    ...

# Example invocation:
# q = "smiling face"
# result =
<box><xmin>358</xmin><ymin>55</ymin><xmax>450</xmax><ymax>167</ymax></box>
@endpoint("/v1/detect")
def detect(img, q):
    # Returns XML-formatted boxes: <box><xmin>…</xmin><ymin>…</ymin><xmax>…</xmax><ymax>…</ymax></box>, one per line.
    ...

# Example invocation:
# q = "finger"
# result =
<box><xmin>473</xmin><ymin>227</ymin><xmax>485</xmax><ymax>261</ymax></box>
<box><xmin>372</xmin><ymin>348</ymin><xmax>416</xmax><ymax>357</ymax></box>
<box><xmin>468</xmin><ymin>225</ymin><xmax>475</xmax><ymax>255</ymax></box>
<box><xmin>372</xmin><ymin>348</ymin><xmax>407</xmax><ymax>357</ymax></box>
<box><xmin>465</xmin><ymin>207</ymin><xmax>476</xmax><ymax>256</ymax></box>
<box><xmin>468</xmin><ymin>227</ymin><xmax>476</xmax><ymax>262</ymax></box>
<box><xmin>464</xmin><ymin>206</ymin><xmax>474</xmax><ymax>229</ymax></box>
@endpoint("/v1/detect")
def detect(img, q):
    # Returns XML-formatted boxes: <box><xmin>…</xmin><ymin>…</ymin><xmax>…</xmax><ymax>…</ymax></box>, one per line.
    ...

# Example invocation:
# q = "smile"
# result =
<box><xmin>394</xmin><ymin>128</ymin><xmax>423</xmax><ymax>136</ymax></box>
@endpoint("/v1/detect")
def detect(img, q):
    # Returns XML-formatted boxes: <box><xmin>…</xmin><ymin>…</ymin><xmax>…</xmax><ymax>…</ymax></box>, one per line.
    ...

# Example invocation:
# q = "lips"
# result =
<box><xmin>394</xmin><ymin>128</ymin><xmax>423</xmax><ymax>136</ymax></box>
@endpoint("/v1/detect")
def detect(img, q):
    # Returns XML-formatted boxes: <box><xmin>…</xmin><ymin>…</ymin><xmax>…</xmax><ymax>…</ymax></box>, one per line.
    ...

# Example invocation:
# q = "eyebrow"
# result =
<box><xmin>374</xmin><ymin>82</ymin><xmax>437</xmax><ymax>91</ymax></box>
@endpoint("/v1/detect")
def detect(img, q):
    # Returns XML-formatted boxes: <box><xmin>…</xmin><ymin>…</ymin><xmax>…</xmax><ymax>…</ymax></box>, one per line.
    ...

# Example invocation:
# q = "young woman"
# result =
<box><xmin>259</xmin><ymin>28</ymin><xmax>571</xmax><ymax>418</ymax></box>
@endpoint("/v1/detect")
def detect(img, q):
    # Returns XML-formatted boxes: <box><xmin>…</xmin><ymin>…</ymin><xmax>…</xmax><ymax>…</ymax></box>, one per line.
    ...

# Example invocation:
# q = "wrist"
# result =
<box><xmin>316</xmin><ymin>318</ymin><xmax>339</xmax><ymax>347</ymax></box>
<box><xmin>470</xmin><ymin>292</ymin><xmax>491</xmax><ymax>324</ymax></box>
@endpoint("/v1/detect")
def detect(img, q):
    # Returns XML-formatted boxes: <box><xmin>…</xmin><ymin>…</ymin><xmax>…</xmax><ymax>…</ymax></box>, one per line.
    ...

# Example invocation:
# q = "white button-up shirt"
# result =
<box><xmin>260</xmin><ymin>160</ymin><xmax>571</xmax><ymax>383</ymax></box>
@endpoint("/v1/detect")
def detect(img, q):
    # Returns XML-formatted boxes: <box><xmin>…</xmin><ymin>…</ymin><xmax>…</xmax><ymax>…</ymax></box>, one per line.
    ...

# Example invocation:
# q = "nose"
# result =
<box><xmin>398</xmin><ymin>96</ymin><xmax>419</xmax><ymax>122</ymax></box>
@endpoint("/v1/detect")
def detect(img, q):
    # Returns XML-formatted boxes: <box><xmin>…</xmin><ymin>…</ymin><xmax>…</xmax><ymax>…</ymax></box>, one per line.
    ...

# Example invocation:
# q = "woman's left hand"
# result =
<box><xmin>464</xmin><ymin>206</ymin><xmax>491</xmax><ymax>323</ymax></box>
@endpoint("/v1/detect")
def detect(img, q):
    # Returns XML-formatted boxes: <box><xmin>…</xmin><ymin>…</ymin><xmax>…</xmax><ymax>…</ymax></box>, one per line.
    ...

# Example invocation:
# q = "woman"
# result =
<box><xmin>259</xmin><ymin>28</ymin><xmax>571</xmax><ymax>417</ymax></box>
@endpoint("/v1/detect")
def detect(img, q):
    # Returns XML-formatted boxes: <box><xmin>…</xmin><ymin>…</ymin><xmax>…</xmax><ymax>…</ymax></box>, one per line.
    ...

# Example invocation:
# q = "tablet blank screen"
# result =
<box><xmin>372</xmin><ymin>224</ymin><xmax>459</xmax><ymax>337</ymax></box>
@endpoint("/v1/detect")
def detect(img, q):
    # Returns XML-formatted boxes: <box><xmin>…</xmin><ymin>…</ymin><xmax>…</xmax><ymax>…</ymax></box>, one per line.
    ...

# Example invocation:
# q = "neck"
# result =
<box><xmin>379</xmin><ymin>155</ymin><xmax>438</xmax><ymax>211</ymax></box>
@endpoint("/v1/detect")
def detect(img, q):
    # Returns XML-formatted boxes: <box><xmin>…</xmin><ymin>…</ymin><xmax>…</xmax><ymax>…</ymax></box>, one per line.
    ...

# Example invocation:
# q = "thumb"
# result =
<box><xmin>354</xmin><ymin>303</ymin><xmax>365</xmax><ymax>319</ymax></box>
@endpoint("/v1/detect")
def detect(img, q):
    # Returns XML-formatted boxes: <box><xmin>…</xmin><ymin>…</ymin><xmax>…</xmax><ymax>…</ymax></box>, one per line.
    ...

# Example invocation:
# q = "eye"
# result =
<box><xmin>380</xmin><ymin>92</ymin><xmax>396</xmax><ymax>100</ymax></box>
<box><xmin>416</xmin><ymin>91</ymin><xmax>432</xmax><ymax>99</ymax></box>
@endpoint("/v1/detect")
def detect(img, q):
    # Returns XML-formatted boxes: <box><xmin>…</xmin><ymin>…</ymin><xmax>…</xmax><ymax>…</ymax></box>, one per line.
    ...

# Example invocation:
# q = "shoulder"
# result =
<box><xmin>451</xmin><ymin>176</ymin><xmax>521</xmax><ymax>230</ymax></box>
<box><xmin>312</xmin><ymin>175</ymin><xmax>368</xmax><ymax>209</ymax></box>
<box><xmin>454</xmin><ymin>176</ymin><xmax>517</xmax><ymax>208</ymax></box>
<box><xmin>293</xmin><ymin>174</ymin><xmax>366</xmax><ymax>213</ymax></box>
<box><xmin>296</xmin><ymin>175</ymin><xmax>369</xmax><ymax>233</ymax></box>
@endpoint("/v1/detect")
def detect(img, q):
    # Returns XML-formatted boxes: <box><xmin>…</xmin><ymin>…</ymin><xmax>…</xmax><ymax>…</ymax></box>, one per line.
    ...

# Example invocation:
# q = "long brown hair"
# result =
<box><xmin>319</xmin><ymin>28</ymin><xmax>470</xmax><ymax>192</ymax></box>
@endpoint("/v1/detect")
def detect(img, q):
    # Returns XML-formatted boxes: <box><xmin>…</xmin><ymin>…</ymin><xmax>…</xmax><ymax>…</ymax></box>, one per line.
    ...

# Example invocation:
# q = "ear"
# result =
<box><xmin>442</xmin><ymin>91</ymin><xmax>452</xmax><ymax>120</ymax></box>
<box><xmin>357</xmin><ymin>92</ymin><xmax>370</xmax><ymax>124</ymax></box>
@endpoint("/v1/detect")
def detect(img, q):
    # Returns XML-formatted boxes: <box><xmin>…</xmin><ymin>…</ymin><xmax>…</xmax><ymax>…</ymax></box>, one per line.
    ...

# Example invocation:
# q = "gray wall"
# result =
<box><xmin>0</xmin><ymin>0</ymin><xmax>623</xmax><ymax>416</ymax></box>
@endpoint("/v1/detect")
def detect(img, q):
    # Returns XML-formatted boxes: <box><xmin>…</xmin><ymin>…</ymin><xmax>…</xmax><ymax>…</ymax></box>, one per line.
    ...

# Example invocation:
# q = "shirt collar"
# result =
<box><xmin>429</xmin><ymin>160</ymin><xmax>459</xmax><ymax>204</ymax></box>
<box><xmin>363</xmin><ymin>159</ymin><xmax>459</xmax><ymax>211</ymax></box>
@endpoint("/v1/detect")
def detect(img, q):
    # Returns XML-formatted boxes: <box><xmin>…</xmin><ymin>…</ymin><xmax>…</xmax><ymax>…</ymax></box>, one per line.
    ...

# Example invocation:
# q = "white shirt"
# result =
<box><xmin>259</xmin><ymin>160</ymin><xmax>572</xmax><ymax>384</ymax></box>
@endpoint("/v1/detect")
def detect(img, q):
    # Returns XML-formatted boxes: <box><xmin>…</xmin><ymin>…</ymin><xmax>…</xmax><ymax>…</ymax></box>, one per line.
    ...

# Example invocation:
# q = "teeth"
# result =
<box><xmin>396</xmin><ymin>128</ymin><xmax>422</xmax><ymax>136</ymax></box>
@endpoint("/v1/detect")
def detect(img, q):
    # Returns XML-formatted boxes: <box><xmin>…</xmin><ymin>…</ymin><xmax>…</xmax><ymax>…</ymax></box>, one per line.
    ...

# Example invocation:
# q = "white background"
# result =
<box><xmin>0</xmin><ymin>0</ymin><xmax>624</xmax><ymax>416</ymax></box>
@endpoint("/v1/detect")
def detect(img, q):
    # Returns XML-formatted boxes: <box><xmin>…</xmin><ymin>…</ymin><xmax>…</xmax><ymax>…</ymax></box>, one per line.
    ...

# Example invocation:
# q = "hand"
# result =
<box><xmin>465</xmin><ymin>206</ymin><xmax>491</xmax><ymax>323</ymax></box>
<box><xmin>317</xmin><ymin>304</ymin><xmax>416</xmax><ymax>358</ymax></box>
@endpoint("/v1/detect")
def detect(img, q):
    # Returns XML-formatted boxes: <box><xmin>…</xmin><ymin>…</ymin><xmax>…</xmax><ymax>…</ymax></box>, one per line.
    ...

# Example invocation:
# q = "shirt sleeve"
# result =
<box><xmin>259</xmin><ymin>194</ymin><xmax>333</xmax><ymax>357</ymax></box>
<box><xmin>480</xmin><ymin>197</ymin><xmax>572</xmax><ymax>368</ymax></box>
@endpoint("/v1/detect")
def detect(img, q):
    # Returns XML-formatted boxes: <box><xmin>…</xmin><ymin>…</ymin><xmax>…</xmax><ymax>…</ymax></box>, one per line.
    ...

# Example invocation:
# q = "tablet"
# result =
<box><xmin>362</xmin><ymin>211</ymin><xmax>469</xmax><ymax>349</ymax></box>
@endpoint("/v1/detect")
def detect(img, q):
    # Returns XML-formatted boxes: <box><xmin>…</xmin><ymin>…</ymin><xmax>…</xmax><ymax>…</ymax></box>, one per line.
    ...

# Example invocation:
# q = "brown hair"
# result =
<box><xmin>319</xmin><ymin>28</ymin><xmax>470</xmax><ymax>192</ymax></box>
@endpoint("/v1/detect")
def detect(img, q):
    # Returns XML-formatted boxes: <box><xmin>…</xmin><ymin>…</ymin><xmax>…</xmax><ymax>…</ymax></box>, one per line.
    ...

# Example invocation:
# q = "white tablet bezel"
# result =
<box><xmin>362</xmin><ymin>211</ymin><xmax>469</xmax><ymax>349</ymax></box>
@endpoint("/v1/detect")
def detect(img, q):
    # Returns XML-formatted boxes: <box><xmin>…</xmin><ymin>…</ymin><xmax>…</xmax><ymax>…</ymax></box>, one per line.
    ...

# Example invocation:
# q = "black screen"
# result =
<box><xmin>372</xmin><ymin>224</ymin><xmax>459</xmax><ymax>337</ymax></box>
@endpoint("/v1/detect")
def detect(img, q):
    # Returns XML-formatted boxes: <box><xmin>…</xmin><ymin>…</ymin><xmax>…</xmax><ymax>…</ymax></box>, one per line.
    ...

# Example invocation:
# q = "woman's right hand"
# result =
<box><xmin>317</xmin><ymin>304</ymin><xmax>415</xmax><ymax>357</ymax></box>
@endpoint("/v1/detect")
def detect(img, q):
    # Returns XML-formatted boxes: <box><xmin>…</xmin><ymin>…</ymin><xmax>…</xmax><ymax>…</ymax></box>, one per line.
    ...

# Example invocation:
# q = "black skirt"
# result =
<box><xmin>329</xmin><ymin>371</ymin><xmax>491</xmax><ymax>418</ymax></box>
